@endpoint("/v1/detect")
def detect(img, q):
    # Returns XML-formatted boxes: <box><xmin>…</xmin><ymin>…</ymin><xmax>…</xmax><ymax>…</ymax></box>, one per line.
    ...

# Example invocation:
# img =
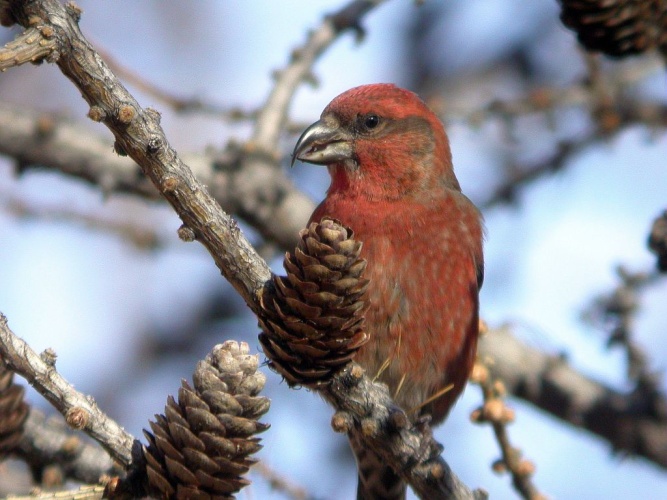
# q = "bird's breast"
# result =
<box><xmin>310</xmin><ymin>194</ymin><xmax>481</xmax><ymax>420</ymax></box>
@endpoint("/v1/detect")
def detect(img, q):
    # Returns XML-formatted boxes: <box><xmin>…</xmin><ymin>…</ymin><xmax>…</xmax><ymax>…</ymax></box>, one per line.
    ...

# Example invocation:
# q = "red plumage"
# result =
<box><xmin>293</xmin><ymin>83</ymin><xmax>484</xmax><ymax>499</ymax></box>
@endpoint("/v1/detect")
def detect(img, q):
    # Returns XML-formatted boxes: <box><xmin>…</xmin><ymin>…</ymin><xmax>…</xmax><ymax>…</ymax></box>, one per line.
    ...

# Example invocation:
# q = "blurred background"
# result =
<box><xmin>1</xmin><ymin>0</ymin><xmax>666</xmax><ymax>498</ymax></box>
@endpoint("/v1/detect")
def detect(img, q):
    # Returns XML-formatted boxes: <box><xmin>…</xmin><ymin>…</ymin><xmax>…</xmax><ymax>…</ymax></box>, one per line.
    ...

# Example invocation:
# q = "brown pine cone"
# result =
<box><xmin>142</xmin><ymin>341</ymin><xmax>269</xmax><ymax>499</ymax></box>
<box><xmin>648</xmin><ymin>210</ymin><xmax>667</xmax><ymax>272</ymax></box>
<box><xmin>0</xmin><ymin>1</ymin><xmax>15</xmax><ymax>27</ymax></box>
<box><xmin>259</xmin><ymin>217</ymin><xmax>369</xmax><ymax>387</ymax></box>
<box><xmin>559</xmin><ymin>0</ymin><xmax>667</xmax><ymax>57</ymax></box>
<box><xmin>0</xmin><ymin>362</ymin><xmax>29</xmax><ymax>458</ymax></box>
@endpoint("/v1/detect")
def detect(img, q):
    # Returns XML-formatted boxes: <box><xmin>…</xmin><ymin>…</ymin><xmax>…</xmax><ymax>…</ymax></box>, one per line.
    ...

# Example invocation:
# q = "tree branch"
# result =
<box><xmin>232</xmin><ymin>0</ymin><xmax>383</xmax><ymax>246</ymax></box>
<box><xmin>0</xmin><ymin>24</ymin><xmax>57</xmax><ymax>70</ymax></box>
<box><xmin>478</xmin><ymin>326</ymin><xmax>667</xmax><ymax>469</ymax></box>
<box><xmin>323</xmin><ymin>363</ymin><xmax>488</xmax><ymax>500</ymax></box>
<box><xmin>0</xmin><ymin>313</ymin><xmax>136</xmax><ymax>468</ymax></box>
<box><xmin>3</xmin><ymin>1</ymin><xmax>483</xmax><ymax>497</ymax></box>
<box><xmin>5</xmin><ymin>0</ymin><xmax>664</xmax><ymax>494</ymax></box>
<box><xmin>480</xmin><ymin>133</ymin><xmax>597</xmax><ymax>209</ymax></box>
<box><xmin>8</xmin><ymin>0</ymin><xmax>272</xmax><ymax>311</ymax></box>
<box><xmin>0</xmin><ymin>102</ymin><xmax>314</xmax><ymax>249</ymax></box>
<box><xmin>470</xmin><ymin>359</ymin><xmax>544</xmax><ymax>500</ymax></box>
<box><xmin>0</xmin><ymin>190</ymin><xmax>165</xmax><ymax>250</ymax></box>
<box><xmin>252</xmin><ymin>462</ymin><xmax>317</xmax><ymax>500</ymax></box>
<box><xmin>0</xmin><ymin>103</ymin><xmax>157</xmax><ymax>197</ymax></box>
<box><xmin>95</xmin><ymin>43</ymin><xmax>259</xmax><ymax>121</ymax></box>
<box><xmin>15</xmin><ymin>410</ymin><xmax>121</xmax><ymax>484</ymax></box>
<box><xmin>249</xmin><ymin>0</ymin><xmax>382</xmax><ymax>150</ymax></box>
<box><xmin>583</xmin><ymin>266</ymin><xmax>661</xmax><ymax>386</ymax></box>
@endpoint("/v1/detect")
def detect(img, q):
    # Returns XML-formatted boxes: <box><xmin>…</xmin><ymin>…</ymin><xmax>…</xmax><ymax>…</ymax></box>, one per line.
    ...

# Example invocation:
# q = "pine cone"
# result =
<box><xmin>648</xmin><ymin>210</ymin><xmax>667</xmax><ymax>272</ymax></box>
<box><xmin>259</xmin><ymin>217</ymin><xmax>369</xmax><ymax>387</ymax></box>
<box><xmin>559</xmin><ymin>0</ymin><xmax>667</xmax><ymax>57</ymax></box>
<box><xmin>142</xmin><ymin>341</ymin><xmax>269</xmax><ymax>499</ymax></box>
<box><xmin>0</xmin><ymin>362</ymin><xmax>29</xmax><ymax>458</ymax></box>
<box><xmin>0</xmin><ymin>1</ymin><xmax>15</xmax><ymax>27</ymax></box>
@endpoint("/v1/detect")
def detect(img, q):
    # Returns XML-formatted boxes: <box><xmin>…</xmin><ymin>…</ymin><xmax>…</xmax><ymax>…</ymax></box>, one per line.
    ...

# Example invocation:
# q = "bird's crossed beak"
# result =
<box><xmin>291</xmin><ymin>117</ymin><xmax>353</xmax><ymax>166</ymax></box>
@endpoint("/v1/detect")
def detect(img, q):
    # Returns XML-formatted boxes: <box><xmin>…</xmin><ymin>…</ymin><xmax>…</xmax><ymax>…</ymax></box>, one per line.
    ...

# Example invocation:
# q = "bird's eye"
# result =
<box><xmin>364</xmin><ymin>114</ymin><xmax>380</xmax><ymax>129</ymax></box>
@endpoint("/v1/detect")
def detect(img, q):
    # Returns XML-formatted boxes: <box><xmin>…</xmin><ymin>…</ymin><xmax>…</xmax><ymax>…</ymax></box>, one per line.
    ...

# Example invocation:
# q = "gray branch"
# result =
<box><xmin>323</xmin><ymin>363</ymin><xmax>488</xmax><ymax>500</ymax></box>
<box><xmin>16</xmin><ymin>410</ymin><xmax>120</xmax><ymax>484</ymax></box>
<box><xmin>479</xmin><ymin>326</ymin><xmax>667</xmax><ymax>469</ymax></box>
<box><xmin>0</xmin><ymin>313</ymin><xmax>136</xmax><ymax>468</ymax></box>
<box><xmin>2</xmin><ymin>1</ymin><xmax>481</xmax><ymax>497</ymax></box>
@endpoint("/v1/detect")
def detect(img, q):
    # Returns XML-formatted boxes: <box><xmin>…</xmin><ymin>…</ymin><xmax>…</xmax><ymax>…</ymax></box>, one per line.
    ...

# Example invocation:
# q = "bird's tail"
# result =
<box><xmin>350</xmin><ymin>431</ymin><xmax>406</xmax><ymax>500</ymax></box>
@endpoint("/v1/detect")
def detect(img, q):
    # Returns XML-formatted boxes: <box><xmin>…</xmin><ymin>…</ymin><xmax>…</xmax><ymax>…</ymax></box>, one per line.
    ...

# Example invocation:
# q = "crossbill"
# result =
<box><xmin>293</xmin><ymin>84</ymin><xmax>484</xmax><ymax>499</ymax></box>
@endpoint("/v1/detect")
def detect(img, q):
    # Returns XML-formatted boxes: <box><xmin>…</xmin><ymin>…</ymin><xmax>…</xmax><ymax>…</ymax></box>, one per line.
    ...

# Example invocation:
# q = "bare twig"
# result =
<box><xmin>470</xmin><ymin>352</ymin><xmax>544</xmax><ymax>500</ymax></box>
<box><xmin>0</xmin><ymin>25</ymin><xmax>57</xmax><ymax>70</ymax></box>
<box><xmin>1</xmin><ymin>193</ymin><xmax>164</xmax><ymax>250</ymax></box>
<box><xmin>2</xmin><ymin>484</ymin><xmax>107</xmax><ymax>500</ymax></box>
<box><xmin>0</xmin><ymin>103</ymin><xmax>157</xmax><ymax>198</ymax></box>
<box><xmin>16</xmin><ymin>410</ymin><xmax>120</xmax><ymax>484</ymax></box>
<box><xmin>96</xmin><ymin>43</ymin><xmax>258</xmax><ymax>121</ymax></box>
<box><xmin>234</xmin><ymin>0</ymin><xmax>384</xmax><ymax>246</ymax></box>
<box><xmin>479</xmin><ymin>96</ymin><xmax>667</xmax><ymax>210</ymax></box>
<box><xmin>3</xmin><ymin>2</ymin><xmax>483</xmax><ymax>497</ymax></box>
<box><xmin>0</xmin><ymin>313</ymin><xmax>136</xmax><ymax>468</ymax></box>
<box><xmin>480</xmin><ymin>132</ymin><xmax>597</xmax><ymax>209</ymax></box>
<box><xmin>8</xmin><ymin>0</ymin><xmax>272</xmax><ymax>310</ymax></box>
<box><xmin>459</xmin><ymin>53</ymin><xmax>667</xmax><ymax>210</ymax></box>
<box><xmin>478</xmin><ymin>326</ymin><xmax>667</xmax><ymax>469</ymax></box>
<box><xmin>322</xmin><ymin>363</ymin><xmax>488</xmax><ymax>500</ymax></box>
<box><xmin>250</xmin><ymin>0</ymin><xmax>382</xmax><ymax>152</ymax></box>
<box><xmin>253</xmin><ymin>462</ymin><xmax>318</xmax><ymax>500</ymax></box>
<box><xmin>456</xmin><ymin>54</ymin><xmax>664</xmax><ymax>123</ymax></box>
<box><xmin>583</xmin><ymin>266</ymin><xmax>661</xmax><ymax>385</ymax></box>
<box><xmin>92</xmin><ymin>44</ymin><xmax>316</xmax><ymax>132</ymax></box>
<box><xmin>0</xmin><ymin>102</ymin><xmax>314</xmax><ymax>249</ymax></box>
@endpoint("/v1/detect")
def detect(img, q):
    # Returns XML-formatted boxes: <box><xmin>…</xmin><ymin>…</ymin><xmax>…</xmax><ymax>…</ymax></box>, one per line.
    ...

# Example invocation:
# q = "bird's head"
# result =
<box><xmin>292</xmin><ymin>83</ymin><xmax>459</xmax><ymax>201</ymax></box>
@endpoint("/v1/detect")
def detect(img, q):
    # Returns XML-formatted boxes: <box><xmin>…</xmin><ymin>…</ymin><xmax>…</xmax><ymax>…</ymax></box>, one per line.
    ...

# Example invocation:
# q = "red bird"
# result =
<box><xmin>293</xmin><ymin>84</ymin><xmax>484</xmax><ymax>499</ymax></box>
